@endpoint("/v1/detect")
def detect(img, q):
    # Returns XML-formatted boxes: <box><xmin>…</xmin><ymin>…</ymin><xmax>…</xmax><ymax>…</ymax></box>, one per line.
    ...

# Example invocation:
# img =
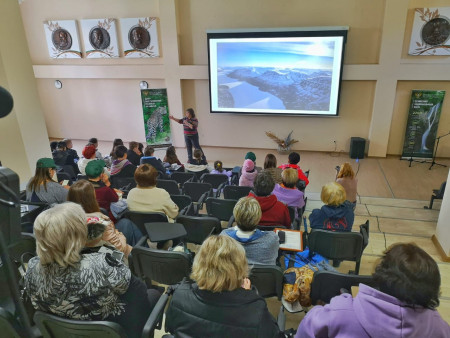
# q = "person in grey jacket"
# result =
<box><xmin>221</xmin><ymin>196</ymin><xmax>279</xmax><ymax>265</ymax></box>
<box><xmin>26</xmin><ymin>158</ymin><xmax>69</xmax><ymax>204</ymax></box>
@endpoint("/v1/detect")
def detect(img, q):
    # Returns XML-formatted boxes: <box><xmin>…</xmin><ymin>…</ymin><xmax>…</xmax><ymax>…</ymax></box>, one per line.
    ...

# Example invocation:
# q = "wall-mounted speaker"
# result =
<box><xmin>350</xmin><ymin>137</ymin><xmax>365</xmax><ymax>159</ymax></box>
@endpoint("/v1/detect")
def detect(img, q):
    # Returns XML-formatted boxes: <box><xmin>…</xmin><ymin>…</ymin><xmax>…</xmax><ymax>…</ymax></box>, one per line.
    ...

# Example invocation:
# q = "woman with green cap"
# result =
<box><xmin>26</xmin><ymin>158</ymin><xmax>69</xmax><ymax>205</ymax></box>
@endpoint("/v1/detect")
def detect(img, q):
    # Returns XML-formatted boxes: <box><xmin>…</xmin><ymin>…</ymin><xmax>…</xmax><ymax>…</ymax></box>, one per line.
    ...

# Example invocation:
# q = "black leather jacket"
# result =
<box><xmin>165</xmin><ymin>282</ymin><xmax>281</xmax><ymax>338</ymax></box>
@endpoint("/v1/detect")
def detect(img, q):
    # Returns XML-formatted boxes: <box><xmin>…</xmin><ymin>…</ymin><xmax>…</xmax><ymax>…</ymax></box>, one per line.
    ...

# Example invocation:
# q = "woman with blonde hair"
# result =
<box><xmin>165</xmin><ymin>235</ymin><xmax>281</xmax><ymax>337</ymax></box>
<box><xmin>336</xmin><ymin>162</ymin><xmax>358</xmax><ymax>207</ymax></box>
<box><xmin>24</xmin><ymin>202</ymin><xmax>160</xmax><ymax>338</ymax></box>
<box><xmin>221</xmin><ymin>197</ymin><xmax>279</xmax><ymax>265</ymax></box>
<box><xmin>273</xmin><ymin>168</ymin><xmax>305</xmax><ymax>209</ymax></box>
<box><xmin>309</xmin><ymin>182</ymin><xmax>354</xmax><ymax>231</ymax></box>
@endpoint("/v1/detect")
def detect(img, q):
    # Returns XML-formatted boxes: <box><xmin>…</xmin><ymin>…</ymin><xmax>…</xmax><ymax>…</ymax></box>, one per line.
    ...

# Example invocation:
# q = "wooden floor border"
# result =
<box><xmin>432</xmin><ymin>235</ymin><xmax>450</xmax><ymax>262</ymax></box>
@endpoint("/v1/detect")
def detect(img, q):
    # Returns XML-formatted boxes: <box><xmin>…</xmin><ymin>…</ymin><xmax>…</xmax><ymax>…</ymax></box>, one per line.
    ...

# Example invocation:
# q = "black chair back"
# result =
<box><xmin>56</xmin><ymin>172</ymin><xmax>72</xmax><ymax>186</ymax></box>
<box><xmin>34</xmin><ymin>311</ymin><xmax>127</xmax><ymax>338</ymax></box>
<box><xmin>308</xmin><ymin>229</ymin><xmax>364</xmax><ymax>274</ymax></box>
<box><xmin>131</xmin><ymin>247</ymin><xmax>192</xmax><ymax>286</ymax></box>
<box><xmin>310</xmin><ymin>270</ymin><xmax>377</xmax><ymax>305</ymax></box>
<box><xmin>256</xmin><ymin>225</ymin><xmax>286</xmax><ymax>232</ymax></box>
<box><xmin>200</xmin><ymin>174</ymin><xmax>229</xmax><ymax>190</ymax></box>
<box><xmin>177</xmin><ymin>215</ymin><xmax>221</xmax><ymax>245</ymax></box>
<box><xmin>170</xmin><ymin>195</ymin><xmax>193</xmax><ymax>214</ymax></box>
<box><xmin>223</xmin><ymin>185</ymin><xmax>252</xmax><ymax>200</ymax></box>
<box><xmin>249</xmin><ymin>265</ymin><xmax>284</xmax><ymax>300</ymax></box>
<box><xmin>205</xmin><ymin>198</ymin><xmax>237</xmax><ymax>222</ymax></box>
<box><xmin>61</xmin><ymin>165</ymin><xmax>77</xmax><ymax>181</ymax></box>
<box><xmin>156</xmin><ymin>179</ymin><xmax>181</xmax><ymax>195</ymax></box>
<box><xmin>124</xmin><ymin>211</ymin><xmax>168</xmax><ymax>235</ymax></box>
<box><xmin>183</xmin><ymin>182</ymin><xmax>212</xmax><ymax>203</ymax></box>
<box><xmin>170</xmin><ymin>172</ymin><xmax>196</xmax><ymax>185</ymax></box>
<box><xmin>110</xmin><ymin>176</ymin><xmax>136</xmax><ymax>191</ymax></box>
<box><xmin>0</xmin><ymin>307</ymin><xmax>22</xmax><ymax>338</ymax></box>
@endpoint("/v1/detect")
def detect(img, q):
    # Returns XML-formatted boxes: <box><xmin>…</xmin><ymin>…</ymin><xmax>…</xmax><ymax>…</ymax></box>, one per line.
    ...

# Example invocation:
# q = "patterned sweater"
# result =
<box><xmin>24</xmin><ymin>253</ymin><xmax>131</xmax><ymax>320</ymax></box>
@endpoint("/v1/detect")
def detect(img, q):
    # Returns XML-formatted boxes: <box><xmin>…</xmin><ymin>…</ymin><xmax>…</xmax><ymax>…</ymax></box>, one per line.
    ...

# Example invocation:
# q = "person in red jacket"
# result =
<box><xmin>248</xmin><ymin>171</ymin><xmax>291</xmax><ymax>228</ymax></box>
<box><xmin>278</xmin><ymin>152</ymin><xmax>309</xmax><ymax>187</ymax></box>
<box><xmin>85</xmin><ymin>160</ymin><xmax>120</xmax><ymax>222</ymax></box>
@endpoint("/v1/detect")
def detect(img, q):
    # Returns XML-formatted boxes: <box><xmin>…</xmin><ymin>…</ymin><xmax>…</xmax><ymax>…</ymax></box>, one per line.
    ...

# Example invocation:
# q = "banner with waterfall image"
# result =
<box><xmin>141</xmin><ymin>88</ymin><xmax>172</xmax><ymax>147</ymax></box>
<box><xmin>401</xmin><ymin>90</ymin><xmax>446</xmax><ymax>159</ymax></box>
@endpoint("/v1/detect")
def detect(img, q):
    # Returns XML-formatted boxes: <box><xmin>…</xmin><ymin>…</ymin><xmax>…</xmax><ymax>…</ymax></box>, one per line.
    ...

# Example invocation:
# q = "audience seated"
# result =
<box><xmin>249</xmin><ymin>171</ymin><xmax>291</xmax><ymax>228</ymax></box>
<box><xmin>127</xmin><ymin>141</ymin><xmax>142</xmax><ymax>166</ymax></box>
<box><xmin>24</xmin><ymin>203</ymin><xmax>161</xmax><ymax>338</ymax></box>
<box><xmin>68</xmin><ymin>180</ymin><xmax>142</xmax><ymax>254</ymax></box>
<box><xmin>336</xmin><ymin>162</ymin><xmax>358</xmax><ymax>207</ymax></box>
<box><xmin>78</xmin><ymin>144</ymin><xmax>109</xmax><ymax>176</ymax></box>
<box><xmin>140</xmin><ymin>145</ymin><xmax>167</xmax><ymax>177</ymax></box>
<box><xmin>110</xmin><ymin>145</ymin><xmax>136</xmax><ymax>178</ymax></box>
<box><xmin>309</xmin><ymin>182</ymin><xmax>354</xmax><ymax>231</ymax></box>
<box><xmin>26</xmin><ymin>158</ymin><xmax>68</xmax><ymax>204</ymax></box>
<box><xmin>163</xmin><ymin>145</ymin><xmax>184</xmax><ymax>171</ymax></box>
<box><xmin>184</xmin><ymin>149</ymin><xmax>209</xmax><ymax>176</ymax></box>
<box><xmin>296</xmin><ymin>243</ymin><xmax>450</xmax><ymax>338</ymax></box>
<box><xmin>211</xmin><ymin>160</ymin><xmax>232</xmax><ymax>178</ymax></box>
<box><xmin>279</xmin><ymin>152</ymin><xmax>309</xmax><ymax>187</ymax></box>
<box><xmin>49</xmin><ymin>141</ymin><xmax>58</xmax><ymax>152</ymax></box>
<box><xmin>52</xmin><ymin>140</ymin><xmax>80</xmax><ymax>175</ymax></box>
<box><xmin>88</xmin><ymin>137</ymin><xmax>103</xmax><ymax>159</ymax></box>
<box><xmin>85</xmin><ymin>160</ymin><xmax>120</xmax><ymax>221</ymax></box>
<box><xmin>239</xmin><ymin>159</ymin><xmax>258</xmax><ymax>187</ymax></box>
<box><xmin>262</xmin><ymin>153</ymin><xmax>282</xmax><ymax>184</ymax></box>
<box><xmin>109</xmin><ymin>138</ymin><xmax>124</xmax><ymax>160</ymax></box>
<box><xmin>63</xmin><ymin>138</ymin><xmax>79</xmax><ymax>162</ymax></box>
<box><xmin>165</xmin><ymin>235</ymin><xmax>282</xmax><ymax>337</ymax></box>
<box><xmin>273</xmin><ymin>168</ymin><xmax>305</xmax><ymax>209</ymax></box>
<box><xmin>126</xmin><ymin>164</ymin><xmax>178</xmax><ymax>222</ymax></box>
<box><xmin>221</xmin><ymin>197</ymin><xmax>279</xmax><ymax>265</ymax></box>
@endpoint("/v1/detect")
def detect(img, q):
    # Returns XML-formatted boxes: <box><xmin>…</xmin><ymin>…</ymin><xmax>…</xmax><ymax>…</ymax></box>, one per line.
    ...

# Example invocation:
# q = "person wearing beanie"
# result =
<box><xmin>78</xmin><ymin>144</ymin><xmax>110</xmax><ymax>177</ymax></box>
<box><xmin>85</xmin><ymin>160</ymin><xmax>120</xmax><ymax>222</ymax></box>
<box><xmin>245</xmin><ymin>151</ymin><xmax>256</xmax><ymax>163</ymax></box>
<box><xmin>239</xmin><ymin>159</ymin><xmax>258</xmax><ymax>187</ymax></box>
<box><xmin>26</xmin><ymin>157</ymin><xmax>69</xmax><ymax>205</ymax></box>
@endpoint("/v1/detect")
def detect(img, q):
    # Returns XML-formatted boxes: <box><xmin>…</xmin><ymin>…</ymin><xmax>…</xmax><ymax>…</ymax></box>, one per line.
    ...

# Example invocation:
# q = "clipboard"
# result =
<box><xmin>274</xmin><ymin>228</ymin><xmax>303</xmax><ymax>252</ymax></box>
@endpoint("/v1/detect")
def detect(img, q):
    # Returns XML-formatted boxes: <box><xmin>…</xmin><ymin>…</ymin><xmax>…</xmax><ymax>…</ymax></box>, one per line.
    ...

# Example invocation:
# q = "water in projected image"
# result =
<box><xmin>216</xmin><ymin>40</ymin><xmax>335</xmax><ymax>111</ymax></box>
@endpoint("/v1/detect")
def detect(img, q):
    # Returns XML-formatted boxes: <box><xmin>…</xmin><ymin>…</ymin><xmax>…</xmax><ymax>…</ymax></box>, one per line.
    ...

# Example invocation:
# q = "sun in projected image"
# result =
<box><xmin>215</xmin><ymin>38</ymin><xmax>336</xmax><ymax>112</ymax></box>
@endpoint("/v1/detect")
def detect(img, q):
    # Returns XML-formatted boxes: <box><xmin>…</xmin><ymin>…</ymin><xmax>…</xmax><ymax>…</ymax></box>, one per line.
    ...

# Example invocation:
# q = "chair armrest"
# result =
<box><xmin>216</xmin><ymin>181</ymin><xmax>227</xmax><ymax>197</ymax></box>
<box><xmin>135</xmin><ymin>235</ymin><xmax>149</xmax><ymax>247</ymax></box>
<box><xmin>199</xmin><ymin>173</ymin><xmax>207</xmax><ymax>182</ymax></box>
<box><xmin>277</xmin><ymin>305</ymin><xmax>286</xmax><ymax>332</ymax></box>
<box><xmin>141</xmin><ymin>293</ymin><xmax>170</xmax><ymax>338</ymax></box>
<box><xmin>197</xmin><ymin>191</ymin><xmax>209</xmax><ymax>211</ymax></box>
<box><xmin>227</xmin><ymin>215</ymin><xmax>235</xmax><ymax>228</ymax></box>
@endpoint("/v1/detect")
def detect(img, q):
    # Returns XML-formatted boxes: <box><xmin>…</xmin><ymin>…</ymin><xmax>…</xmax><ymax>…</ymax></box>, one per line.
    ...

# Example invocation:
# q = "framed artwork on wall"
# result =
<box><xmin>120</xmin><ymin>17</ymin><xmax>160</xmax><ymax>58</ymax></box>
<box><xmin>80</xmin><ymin>18</ymin><xmax>119</xmax><ymax>58</ymax></box>
<box><xmin>409</xmin><ymin>7</ymin><xmax>450</xmax><ymax>55</ymax></box>
<box><xmin>43</xmin><ymin>20</ymin><xmax>81</xmax><ymax>59</ymax></box>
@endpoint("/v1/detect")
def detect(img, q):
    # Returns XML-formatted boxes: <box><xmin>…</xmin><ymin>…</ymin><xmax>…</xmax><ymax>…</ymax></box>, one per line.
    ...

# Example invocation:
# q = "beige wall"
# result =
<box><xmin>0</xmin><ymin>0</ymin><xmax>50</xmax><ymax>184</ymax></box>
<box><xmin>13</xmin><ymin>0</ymin><xmax>450</xmax><ymax>162</ymax></box>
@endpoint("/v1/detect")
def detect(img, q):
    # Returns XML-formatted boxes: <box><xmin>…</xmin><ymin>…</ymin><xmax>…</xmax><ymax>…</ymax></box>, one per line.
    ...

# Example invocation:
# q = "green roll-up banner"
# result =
<box><xmin>401</xmin><ymin>90</ymin><xmax>446</xmax><ymax>159</ymax></box>
<box><xmin>141</xmin><ymin>88</ymin><xmax>172</xmax><ymax>147</ymax></box>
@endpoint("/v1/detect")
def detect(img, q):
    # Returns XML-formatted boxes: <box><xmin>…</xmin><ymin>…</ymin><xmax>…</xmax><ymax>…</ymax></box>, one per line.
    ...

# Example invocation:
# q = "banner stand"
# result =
<box><xmin>400</xmin><ymin>143</ymin><xmax>426</xmax><ymax>168</ymax></box>
<box><xmin>425</xmin><ymin>132</ymin><xmax>450</xmax><ymax>170</ymax></box>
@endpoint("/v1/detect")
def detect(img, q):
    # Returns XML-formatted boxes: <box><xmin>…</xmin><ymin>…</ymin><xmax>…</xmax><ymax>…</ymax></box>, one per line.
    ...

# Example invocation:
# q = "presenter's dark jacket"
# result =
<box><xmin>165</xmin><ymin>282</ymin><xmax>281</xmax><ymax>338</ymax></box>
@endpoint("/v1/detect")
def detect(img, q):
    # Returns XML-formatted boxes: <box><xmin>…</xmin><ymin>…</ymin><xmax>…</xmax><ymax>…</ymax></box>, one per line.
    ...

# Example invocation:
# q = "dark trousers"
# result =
<box><xmin>115</xmin><ymin>218</ymin><xmax>143</xmax><ymax>246</ymax></box>
<box><xmin>184</xmin><ymin>133</ymin><xmax>206</xmax><ymax>162</ymax></box>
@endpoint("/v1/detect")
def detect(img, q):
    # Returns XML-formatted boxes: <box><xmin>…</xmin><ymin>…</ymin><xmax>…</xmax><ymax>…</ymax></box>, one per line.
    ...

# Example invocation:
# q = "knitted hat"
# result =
<box><xmin>245</xmin><ymin>152</ymin><xmax>256</xmax><ymax>162</ymax></box>
<box><xmin>243</xmin><ymin>159</ymin><xmax>255</xmax><ymax>172</ymax></box>
<box><xmin>82</xmin><ymin>144</ymin><xmax>96</xmax><ymax>159</ymax></box>
<box><xmin>85</xmin><ymin>160</ymin><xmax>105</xmax><ymax>178</ymax></box>
<box><xmin>36</xmin><ymin>158</ymin><xmax>56</xmax><ymax>169</ymax></box>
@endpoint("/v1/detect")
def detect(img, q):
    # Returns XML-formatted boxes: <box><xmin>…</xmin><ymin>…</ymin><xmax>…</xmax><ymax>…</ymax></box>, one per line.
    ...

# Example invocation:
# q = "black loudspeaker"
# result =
<box><xmin>350</xmin><ymin>137</ymin><xmax>365</xmax><ymax>159</ymax></box>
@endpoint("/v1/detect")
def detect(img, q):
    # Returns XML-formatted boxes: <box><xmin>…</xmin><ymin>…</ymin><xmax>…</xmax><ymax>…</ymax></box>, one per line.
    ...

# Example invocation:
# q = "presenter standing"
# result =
<box><xmin>169</xmin><ymin>108</ymin><xmax>206</xmax><ymax>163</ymax></box>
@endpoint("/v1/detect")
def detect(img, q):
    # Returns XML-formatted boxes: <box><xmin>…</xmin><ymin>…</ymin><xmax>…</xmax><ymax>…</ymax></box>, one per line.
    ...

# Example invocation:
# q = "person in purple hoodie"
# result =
<box><xmin>309</xmin><ymin>182</ymin><xmax>354</xmax><ymax>232</ymax></box>
<box><xmin>272</xmin><ymin>168</ymin><xmax>305</xmax><ymax>209</ymax></box>
<box><xmin>296</xmin><ymin>242</ymin><xmax>450</xmax><ymax>338</ymax></box>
